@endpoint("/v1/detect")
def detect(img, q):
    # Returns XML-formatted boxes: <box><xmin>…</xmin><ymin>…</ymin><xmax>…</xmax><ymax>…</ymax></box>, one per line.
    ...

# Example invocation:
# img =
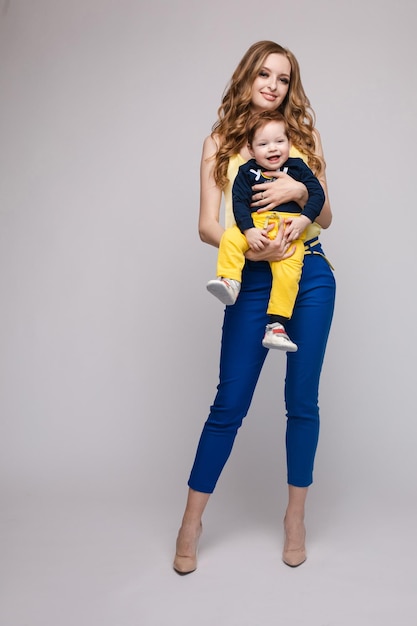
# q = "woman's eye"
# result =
<box><xmin>259</xmin><ymin>71</ymin><xmax>268</xmax><ymax>78</ymax></box>
<box><xmin>280</xmin><ymin>78</ymin><xmax>289</xmax><ymax>85</ymax></box>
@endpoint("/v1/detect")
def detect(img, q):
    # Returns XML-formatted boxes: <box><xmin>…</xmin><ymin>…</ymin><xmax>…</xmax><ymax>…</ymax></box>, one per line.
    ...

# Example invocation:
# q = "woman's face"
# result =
<box><xmin>250</xmin><ymin>53</ymin><xmax>291</xmax><ymax>112</ymax></box>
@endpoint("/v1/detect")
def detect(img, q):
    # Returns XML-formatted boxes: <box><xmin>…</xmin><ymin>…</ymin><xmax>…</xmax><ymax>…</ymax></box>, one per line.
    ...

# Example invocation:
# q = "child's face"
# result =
<box><xmin>248</xmin><ymin>120</ymin><xmax>290</xmax><ymax>170</ymax></box>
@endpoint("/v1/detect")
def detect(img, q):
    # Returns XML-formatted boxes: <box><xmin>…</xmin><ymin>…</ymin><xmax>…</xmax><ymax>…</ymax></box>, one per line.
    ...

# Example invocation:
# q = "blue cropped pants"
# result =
<box><xmin>188</xmin><ymin>242</ymin><xmax>336</xmax><ymax>493</ymax></box>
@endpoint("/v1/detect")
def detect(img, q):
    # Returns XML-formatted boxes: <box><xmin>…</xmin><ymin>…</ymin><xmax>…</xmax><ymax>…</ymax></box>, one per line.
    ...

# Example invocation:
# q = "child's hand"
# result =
<box><xmin>283</xmin><ymin>215</ymin><xmax>311</xmax><ymax>243</ymax></box>
<box><xmin>244</xmin><ymin>227</ymin><xmax>269</xmax><ymax>251</ymax></box>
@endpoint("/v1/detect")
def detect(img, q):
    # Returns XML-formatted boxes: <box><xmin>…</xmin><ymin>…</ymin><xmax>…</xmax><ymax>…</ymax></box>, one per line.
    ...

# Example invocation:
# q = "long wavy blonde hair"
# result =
<box><xmin>212</xmin><ymin>40</ymin><xmax>324</xmax><ymax>189</ymax></box>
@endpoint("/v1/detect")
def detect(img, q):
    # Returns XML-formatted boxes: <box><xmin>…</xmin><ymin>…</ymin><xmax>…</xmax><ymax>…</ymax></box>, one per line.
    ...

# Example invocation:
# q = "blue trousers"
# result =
<box><xmin>188</xmin><ymin>242</ymin><xmax>336</xmax><ymax>492</ymax></box>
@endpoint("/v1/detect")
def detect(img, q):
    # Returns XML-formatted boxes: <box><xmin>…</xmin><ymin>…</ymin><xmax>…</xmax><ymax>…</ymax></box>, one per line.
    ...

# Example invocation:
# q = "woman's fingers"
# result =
<box><xmin>251</xmin><ymin>185</ymin><xmax>269</xmax><ymax>207</ymax></box>
<box><xmin>249</xmin><ymin>192</ymin><xmax>267</xmax><ymax>207</ymax></box>
<box><xmin>284</xmin><ymin>244</ymin><xmax>297</xmax><ymax>259</ymax></box>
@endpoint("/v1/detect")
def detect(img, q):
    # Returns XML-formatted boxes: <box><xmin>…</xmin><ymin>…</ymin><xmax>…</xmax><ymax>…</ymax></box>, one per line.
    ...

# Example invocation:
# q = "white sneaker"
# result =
<box><xmin>262</xmin><ymin>322</ymin><xmax>298</xmax><ymax>351</ymax></box>
<box><xmin>206</xmin><ymin>278</ymin><xmax>241</xmax><ymax>305</ymax></box>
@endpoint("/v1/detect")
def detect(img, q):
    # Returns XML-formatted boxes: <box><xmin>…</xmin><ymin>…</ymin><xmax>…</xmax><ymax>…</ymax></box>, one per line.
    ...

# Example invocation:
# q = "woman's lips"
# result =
<box><xmin>261</xmin><ymin>92</ymin><xmax>276</xmax><ymax>101</ymax></box>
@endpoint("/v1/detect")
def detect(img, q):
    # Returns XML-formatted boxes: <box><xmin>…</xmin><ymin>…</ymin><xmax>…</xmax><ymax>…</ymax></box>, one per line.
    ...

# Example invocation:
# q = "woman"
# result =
<box><xmin>174</xmin><ymin>40</ymin><xmax>335</xmax><ymax>573</ymax></box>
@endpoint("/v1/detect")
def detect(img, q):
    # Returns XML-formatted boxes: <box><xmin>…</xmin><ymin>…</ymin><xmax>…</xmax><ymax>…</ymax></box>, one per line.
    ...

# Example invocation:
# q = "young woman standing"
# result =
<box><xmin>174</xmin><ymin>40</ymin><xmax>335</xmax><ymax>574</ymax></box>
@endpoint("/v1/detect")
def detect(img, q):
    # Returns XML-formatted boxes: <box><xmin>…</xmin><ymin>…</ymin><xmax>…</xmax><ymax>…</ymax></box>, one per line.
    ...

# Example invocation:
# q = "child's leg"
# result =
<box><xmin>255</xmin><ymin>211</ymin><xmax>305</xmax><ymax>352</ymax></box>
<box><xmin>267</xmin><ymin>240</ymin><xmax>305</xmax><ymax>319</ymax></box>
<box><xmin>216</xmin><ymin>225</ymin><xmax>249</xmax><ymax>281</ymax></box>
<box><xmin>262</xmin><ymin>247</ymin><xmax>303</xmax><ymax>352</ymax></box>
<box><xmin>207</xmin><ymin>226</ymin><xmax>247</xmax><ymax>305</ymax></box>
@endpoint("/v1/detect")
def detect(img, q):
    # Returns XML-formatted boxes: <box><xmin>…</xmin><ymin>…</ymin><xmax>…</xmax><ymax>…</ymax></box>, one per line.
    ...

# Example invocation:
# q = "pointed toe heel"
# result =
<box><xmin>282</xmin><ymin>518</ymin><xmax>306</xmax><ymax>567</ymax></box>
<box><xmin>282</xmin><ymin>546</ymin><xmax>307</xmax><ymax>568</ymax></box>
<box><xmin>173</xmin><ymin>524</ymin><xmax>202</xmax><ymax>576</ymax></box>
<box><xmin>173</xmin><ymin>554</ymin><xmax>198</xmax><ymax>575</ymax></box>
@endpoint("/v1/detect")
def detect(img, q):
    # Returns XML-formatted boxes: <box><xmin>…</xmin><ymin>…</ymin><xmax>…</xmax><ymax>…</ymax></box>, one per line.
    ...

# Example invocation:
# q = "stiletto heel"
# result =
<box><xmin>282</xmin><ymin>518</ymin><xmax>306</xmax><ymax>567</ymax></box>
<box><xmin>173</xmin><ymin>524</ymin><xmax>202</xmax><ymax>575</ymax></box>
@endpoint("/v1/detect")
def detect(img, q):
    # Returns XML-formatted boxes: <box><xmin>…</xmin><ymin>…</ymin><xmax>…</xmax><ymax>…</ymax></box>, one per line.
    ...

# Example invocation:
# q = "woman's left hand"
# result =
<box><xmin>251</xmin><ymin>170</ymin><xmax>307</xmax><ymax>212</ymax></box>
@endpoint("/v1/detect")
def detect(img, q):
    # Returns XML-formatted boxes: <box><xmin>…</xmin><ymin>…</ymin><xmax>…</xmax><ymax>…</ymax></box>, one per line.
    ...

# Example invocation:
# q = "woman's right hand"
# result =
<box><xmin>245</xmin><ymin>222</ymin><xmax>296</xmax><ymax>262</ymax></box>
<box><xmin>251</xmin><ymin>170</ymin><xmax>308</xmax><ymax>212</ymax></box>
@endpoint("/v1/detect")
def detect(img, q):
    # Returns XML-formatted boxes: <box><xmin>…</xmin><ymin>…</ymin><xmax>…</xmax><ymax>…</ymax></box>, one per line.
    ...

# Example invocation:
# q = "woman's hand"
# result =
<box><xmin>245</xmin><ymin>222</ymin><xmax>296</xmax><ymax>262</ymax></box>
<box><xmin>251</xmin><ymin>170</ymin><xmax>308</xmax><ymax>212</ymax></box>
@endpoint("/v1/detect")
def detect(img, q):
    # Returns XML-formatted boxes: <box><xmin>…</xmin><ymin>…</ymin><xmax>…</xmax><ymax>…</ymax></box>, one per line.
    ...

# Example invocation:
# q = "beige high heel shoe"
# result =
<box><xmin>173</xmin><ymin>524</ymin><xmax>202</xmax><ymax>575</ymax></box>
<box><xmin>282</xmin><ymin>518</ymin><xmax>306</xmax><ymax>568</ymax></box>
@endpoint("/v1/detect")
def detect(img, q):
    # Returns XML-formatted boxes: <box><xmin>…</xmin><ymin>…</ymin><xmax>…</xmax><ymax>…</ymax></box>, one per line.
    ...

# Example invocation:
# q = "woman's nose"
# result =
<box><xmin>268</xmin><ymin>76</ymin><xmax>277</xmax><ymax>91</ymax></box>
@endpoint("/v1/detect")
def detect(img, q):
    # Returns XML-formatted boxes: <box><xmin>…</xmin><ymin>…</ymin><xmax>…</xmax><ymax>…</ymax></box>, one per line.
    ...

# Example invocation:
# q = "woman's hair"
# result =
<box><xmin>211</xmin><ymin>40</ymin><xmax>324</xmax><ymax>188</ymax></box>
<box><xmin>246</xmin><ymin>110</ymin><xmax>289</xmax><ymax>147</ymax></box>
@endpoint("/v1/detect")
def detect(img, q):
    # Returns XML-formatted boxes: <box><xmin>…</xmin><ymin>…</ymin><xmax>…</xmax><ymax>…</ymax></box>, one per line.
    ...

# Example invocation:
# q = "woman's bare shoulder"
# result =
<box><xmin>202</xmin><ymin>133</ymin><xmax>220</xmax><ymax>154</ymax></box>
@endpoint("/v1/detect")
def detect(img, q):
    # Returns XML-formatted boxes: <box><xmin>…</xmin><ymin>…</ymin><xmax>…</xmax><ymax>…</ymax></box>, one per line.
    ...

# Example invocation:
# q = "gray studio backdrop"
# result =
<box><xmin>0</xmin><ymin>0</ymin><xmax>416</xmax><ymax>514</ymax></box>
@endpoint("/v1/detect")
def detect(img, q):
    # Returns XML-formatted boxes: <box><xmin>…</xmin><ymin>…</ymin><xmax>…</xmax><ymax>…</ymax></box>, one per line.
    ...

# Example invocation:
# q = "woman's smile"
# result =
<box><xmin>261</xmin><ymin>91</ymin><xmax>278</xmax><ymax>102</ymax></box>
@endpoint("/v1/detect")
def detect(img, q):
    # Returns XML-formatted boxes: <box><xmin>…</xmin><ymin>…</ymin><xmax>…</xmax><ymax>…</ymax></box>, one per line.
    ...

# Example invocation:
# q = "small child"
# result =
<box><xmin>207</xmin><ymin>110</ymin><xmax>325</xmax><ymax>351</ymax></box>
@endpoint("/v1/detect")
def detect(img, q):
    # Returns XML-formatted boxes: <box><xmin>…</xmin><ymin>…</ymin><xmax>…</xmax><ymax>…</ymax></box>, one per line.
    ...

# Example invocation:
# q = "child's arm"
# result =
<box><xmin>282</xmin><ymin>215</ymin><xmax>312</xmax><ymax>242</ymax></box>
<box><xmin>232</xmin><ymin>165</ymin><xmax>257</xmax><ymax>232</ymax></box>
<box><xmin>282</xmin><ymin>159</ymin><xmax>325</xmax><ymax>243</ymax></box>
<box><xmin>296</xmin><ymin>160</ymin><xmax>325</xmax><ymax>223</ymax></box>
<box><xmin>285</xmin><ymin>159</ymin><xmax>326</xmax><ymax>242</ymax></box>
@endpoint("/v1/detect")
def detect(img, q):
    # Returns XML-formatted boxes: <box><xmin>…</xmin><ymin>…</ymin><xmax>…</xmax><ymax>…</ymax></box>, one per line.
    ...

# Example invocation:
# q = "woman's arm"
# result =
<box><xmin>312</xmin><ymin>128</ymin><xmax>332</xmax><ymax>229</ymax></box>
<box><xmin>198</xmin><ymin>135</ymin><xmax>224</xmax><ymax>248</ymax></box>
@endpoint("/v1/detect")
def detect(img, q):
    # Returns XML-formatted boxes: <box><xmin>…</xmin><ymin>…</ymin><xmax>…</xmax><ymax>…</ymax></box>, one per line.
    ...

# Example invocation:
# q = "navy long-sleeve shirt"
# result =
<box><xmin>232</xmin><ymin>157</ymin><xmax>325</xmax><ymax>233</ymax></box>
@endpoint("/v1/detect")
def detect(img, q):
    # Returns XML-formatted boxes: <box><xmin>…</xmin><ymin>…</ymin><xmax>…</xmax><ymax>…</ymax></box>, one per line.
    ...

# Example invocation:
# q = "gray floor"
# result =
<box><xmin>1</xmin><ymin>490</ymin><xmax>416</xmax><ymax>626</ymax></box>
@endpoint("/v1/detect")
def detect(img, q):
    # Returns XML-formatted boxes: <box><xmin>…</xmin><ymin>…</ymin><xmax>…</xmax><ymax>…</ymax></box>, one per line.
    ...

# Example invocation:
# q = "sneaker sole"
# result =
<box><xmin>262</xmin><ymin>339</ymin><xmax>298</xmax><ymax>352</ymax></box>
<box><xmin>206</xmin><ymin>281</ymin><xmax>237</xmax><ymax>305</ymax></box>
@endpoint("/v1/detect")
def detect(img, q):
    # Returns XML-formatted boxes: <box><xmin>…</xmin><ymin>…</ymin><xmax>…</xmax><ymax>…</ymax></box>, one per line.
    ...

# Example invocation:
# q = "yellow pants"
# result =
<box><xmin>217</xmin><ymin>211</ymin><xmax>306</xmax><ymax>318</ymax></box>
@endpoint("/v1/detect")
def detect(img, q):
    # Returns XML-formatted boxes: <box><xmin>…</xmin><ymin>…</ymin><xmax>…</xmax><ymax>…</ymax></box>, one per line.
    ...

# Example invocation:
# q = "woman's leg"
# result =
<box><xmin>188</xmin><ymin>264</ymin><xmax>271</xmax><ymax>493</ymax></box>
<box><xmin>174</xmin><ymin>489</ymin><xmax>209</xmax><ymax>574</ymax></box>
<box><xmin>283</xmin><ymin>485</ymin><xmax>308</xmax><ymax>566</ymax></box>
<box><xmin>174</xmin><ymin>264</ymin><xmax>271</xmax><ymax>572</ymax></box>
<box><xmin>283</xmin><ymin>251</ymin><xmax>335</xmax><ymax>563</ymax></box>
<box><xmin>285</xmin><ymin>251</ymin><xmax>335</xmax><ymax>487</ymax></box>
